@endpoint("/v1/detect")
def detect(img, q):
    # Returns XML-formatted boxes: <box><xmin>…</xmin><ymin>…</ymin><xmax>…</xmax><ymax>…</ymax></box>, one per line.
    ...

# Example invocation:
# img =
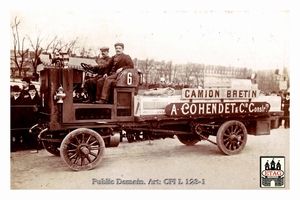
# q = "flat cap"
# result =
<box><xmin>114</xmin><ymin>43</ymin><xmax>124</xmax><ymax>49</ymax></box>
<box><xmin>100</xmin><ymin>46</ymin><xmax>109</xmax><ymax>51</ymax></box>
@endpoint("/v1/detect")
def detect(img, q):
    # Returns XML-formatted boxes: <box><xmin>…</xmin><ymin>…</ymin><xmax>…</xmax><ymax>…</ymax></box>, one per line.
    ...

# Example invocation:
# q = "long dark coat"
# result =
<box><xmin>11</xmin><ymin>96</ymin><xmax>24</xmax><ymax>129</ymax></box>
<box><xmin>104</xmin><ymin>53</ymin><xmax>134</xmax><ymax>75</ymax></box>
<box><xmin>23</xmin><ymin>94</ymin><xmax>40</xmax><ymax>128</ymax></box>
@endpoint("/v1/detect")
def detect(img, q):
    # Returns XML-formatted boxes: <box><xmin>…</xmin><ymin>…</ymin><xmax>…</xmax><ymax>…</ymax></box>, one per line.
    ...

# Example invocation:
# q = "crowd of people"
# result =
<box><xmin>10</xmin><ymin>77</ymin><xmax>40</xmax><ymax>152</ymax></box>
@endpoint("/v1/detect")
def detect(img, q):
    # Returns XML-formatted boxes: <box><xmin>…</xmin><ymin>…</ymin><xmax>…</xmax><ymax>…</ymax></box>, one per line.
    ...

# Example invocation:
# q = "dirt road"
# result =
<box><xmin>10</xmin><ymin>127</ymin><xmax>289</xmax><ymax>190</ymax></box>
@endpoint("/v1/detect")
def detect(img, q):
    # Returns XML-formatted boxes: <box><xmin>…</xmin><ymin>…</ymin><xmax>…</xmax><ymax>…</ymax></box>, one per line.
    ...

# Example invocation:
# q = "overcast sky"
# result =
<box><xmin>3</xmin><ymin>1</ymin><xmax>300</xmax><ymax>195</ymax></box>
<box><xmin>10</xmin><ymin>10</ymin><xmax>290</xmax><ymax>71</ymax></box>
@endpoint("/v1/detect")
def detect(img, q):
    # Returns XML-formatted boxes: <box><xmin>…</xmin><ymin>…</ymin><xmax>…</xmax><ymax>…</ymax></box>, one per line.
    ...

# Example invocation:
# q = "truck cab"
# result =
<box><xmin>39</xmin><ymin>67</ymin><xmax>141</xmax><ymax>130</ymax></box>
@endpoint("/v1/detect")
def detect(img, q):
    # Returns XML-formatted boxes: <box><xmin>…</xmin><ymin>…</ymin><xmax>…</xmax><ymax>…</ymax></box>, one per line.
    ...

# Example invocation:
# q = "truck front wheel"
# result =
<box><xmin>60</xmin><ymin>128</ymin><xmax>105</xmax><ymax>171</ymax></box>
<box><xmin>216</xmin><ymin>120</ymin><xmax>247</xmax><ymax>155</ymax></box>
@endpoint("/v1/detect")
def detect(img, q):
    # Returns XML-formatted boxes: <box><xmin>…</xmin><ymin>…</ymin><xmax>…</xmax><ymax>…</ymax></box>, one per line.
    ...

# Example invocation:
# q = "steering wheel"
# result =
<box><xmin>80</xmin><ymin>63</ymin><xmax>97</xmax><ymax>74</ymax></box>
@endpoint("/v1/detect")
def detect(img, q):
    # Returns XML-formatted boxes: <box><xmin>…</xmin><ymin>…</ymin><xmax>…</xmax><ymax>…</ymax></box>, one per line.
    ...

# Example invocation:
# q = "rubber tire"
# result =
<box><xmin>177</xmin><ymin>134</ymin><xmax>200</xmax><ymax>146</ymax></box>
<box><xmin>60</xmin><ymin>128</ymin><xmax>105</xmax><ymax>171</ymax></box>
<box><xmin>42</xmin><ymin>141</ymin><xmax>60</xmax><ymax>156</ymax></box>
<box><xmin>216</xmin><ymin>120</ymin><xmax>247</xmax><ymax>155</ymax></box>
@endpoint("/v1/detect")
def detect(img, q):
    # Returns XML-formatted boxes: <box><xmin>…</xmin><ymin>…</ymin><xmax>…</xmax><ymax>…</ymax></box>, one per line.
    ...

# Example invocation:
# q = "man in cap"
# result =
<box><xmin>95</xmin><ymin>42</ymin><xmax>134</xmax><ymax>104</ymax></box>
<box><xmin>83</xmin><ymin>46</ymin><xmax>111</xmax><ymax>103</ymax></box>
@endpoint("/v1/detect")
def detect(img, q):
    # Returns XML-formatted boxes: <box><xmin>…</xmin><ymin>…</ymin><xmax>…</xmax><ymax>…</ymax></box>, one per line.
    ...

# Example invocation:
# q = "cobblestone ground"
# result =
<box><xmin>10</xmin><ymin>127</ymin><xmax>290</xmax><ymax>190</ymax></box>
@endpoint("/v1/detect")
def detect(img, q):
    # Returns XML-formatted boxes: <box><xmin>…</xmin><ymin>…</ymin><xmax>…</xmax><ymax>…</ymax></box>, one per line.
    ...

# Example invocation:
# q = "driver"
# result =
<box><xmin>95</xmin><ymin>42</ymin><xmax>134</xmax><ymax>104</ymax></box>
<box><xmin>82</xmin><ymin>47</ymin><xmax>111</xmax><ymax>103</ymax></box>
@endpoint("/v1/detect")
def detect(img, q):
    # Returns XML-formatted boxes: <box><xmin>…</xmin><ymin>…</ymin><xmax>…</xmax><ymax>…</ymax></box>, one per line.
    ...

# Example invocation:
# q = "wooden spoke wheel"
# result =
<box><xmin>60</xmin><ymin>128</ymin><xmax>105</xmax><ymax>171</ymax></box>
<box><xmin>177</xmin><ymin>134</ymin><xmax>200</xmax><ymax>146</ymax></box>
<box><xmin>216</xmin><ymin>120</ymin><xmax>248</xmax><ymax>155</ymax></box>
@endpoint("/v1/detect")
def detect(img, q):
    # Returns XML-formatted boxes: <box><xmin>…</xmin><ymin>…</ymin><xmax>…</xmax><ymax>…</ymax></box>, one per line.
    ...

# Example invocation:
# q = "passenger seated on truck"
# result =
<box><xmin>82</xmin><ymin>47</ymin><xmax>111</xmax><ymax>103</ymax></box>
<box><xmin>95</xmin><ymin>43</ymin><xmax>134</xmax><ymax>104</ymax></box>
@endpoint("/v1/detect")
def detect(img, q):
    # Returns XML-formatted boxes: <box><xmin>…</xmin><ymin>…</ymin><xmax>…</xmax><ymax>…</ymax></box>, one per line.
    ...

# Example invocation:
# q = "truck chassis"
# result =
<box><xmin>30</xmin><ymin>63</ymin><xmax>282</xmax><ymax>171</ymax></box>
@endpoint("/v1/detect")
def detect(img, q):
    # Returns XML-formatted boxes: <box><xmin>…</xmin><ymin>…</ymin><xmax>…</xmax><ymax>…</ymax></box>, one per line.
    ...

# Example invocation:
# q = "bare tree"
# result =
<box><xmin>47</xmin><ymin>37</ymin><xmax>77</xmax><ymax>54</ymax></box>
<box><xmin>162</xmin><ymin>61</ymin><xmax>172</xmax><ymax>83</ymax></box>
<box><xmin>27</xmin><ymin>32</ymin><xmax>43</xmax><ymax>77</ymax></box>
<box><xmin>182</xmin><ymin>63</ymin><xmax>194</xmax><ymax>86</ymax></box>
<box><xmin>50</xmin><ymin>37</ymin><xmax>63</xmax><ymax>53</ymax></box>
<box><xmin>282</xmin><ymin>66</ymin><xmax>290</xmax><ymax>89</ymax></box>
<box><xmin>155</xmin><ymin>61</ymin><xmax>166</xmax><ymax>83</ymax></box>
<box><xmin>86</xmin><ymin>48</ymin><xmax>92</xmax><ymax>58</ymax></box>
<box><xmin>255</xmin><ymin>69</ymin><xmax>282</xmax><ymax>93</ymax></box>
<box><xmin>66</xmin><ymin>37</ymin><xmax>78</xmax><ymax>55</ymax></box>
<box><xmin>11</xmin><ymin>16</ymin><xmax>29</xmax><ymax>77</ymax></box>
<box><xmin>172</xmin><ymin>64</ymin><xmax>180</xmax><ymax>83</ymax></box>
<box><xmin>136</xmin><ymin>59</ymin><xmax>154</xmax><ymax>84</ymax></box>
<box><xmin>80</xmin><ymin>47</ymin><xmax>86</xmax><ymax>58</ymax></box>
<box><xmin>39</xmin><ymin>36</ymin><xmax>57</xmax><ymax>54</ymax></box>
<box><xmin>192</xmin><ymin>63</ymin><xmax>205</xmax><ymax>88</ymax></box>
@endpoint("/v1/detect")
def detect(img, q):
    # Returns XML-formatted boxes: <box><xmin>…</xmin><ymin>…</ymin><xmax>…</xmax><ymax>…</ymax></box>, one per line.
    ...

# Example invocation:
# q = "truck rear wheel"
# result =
<box><xmin>177</xmin><ymin>134</ymin><xmax>200</xmax><ymax>146</ymax></box>
<box><xmin>60</xmin><ymin>128</ymin><xmax>105</xmax><ymax>171</ymax></box>
<box><xmin>216</xmin><ymin>120</ymin><xmax>247</xmax><ymax>155</ymax></box>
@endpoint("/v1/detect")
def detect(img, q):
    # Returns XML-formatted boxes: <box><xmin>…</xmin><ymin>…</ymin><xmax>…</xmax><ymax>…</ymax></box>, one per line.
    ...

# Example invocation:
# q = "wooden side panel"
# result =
<box><xmin>39</xmin><ymin>68</ymin><xmax>61</xmax><ymax>128</ymax></box>
<box><xmin>115</xmin><ymin>87</ymin><xmax>135</xmax><ymax>122</ymax></box>
<box><xmin>62</xmin><ymin>69</ymin><xmax>74</xmax><ymax>123</ymax></box>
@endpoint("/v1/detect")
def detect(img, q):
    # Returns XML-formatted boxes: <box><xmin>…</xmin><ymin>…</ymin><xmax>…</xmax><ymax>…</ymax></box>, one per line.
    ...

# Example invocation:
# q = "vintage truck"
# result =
<box><xmin>30</xmin><ymin>53</ymin><xmax>283</xmax><ymax>171</ymax></box>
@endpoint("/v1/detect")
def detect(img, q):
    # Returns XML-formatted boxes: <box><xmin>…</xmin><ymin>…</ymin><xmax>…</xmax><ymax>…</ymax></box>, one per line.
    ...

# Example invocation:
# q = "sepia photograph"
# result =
<box><xmin>4</xmin><ymin>0</ymin><xmax>298</xmax><ymax>198</ymax></box>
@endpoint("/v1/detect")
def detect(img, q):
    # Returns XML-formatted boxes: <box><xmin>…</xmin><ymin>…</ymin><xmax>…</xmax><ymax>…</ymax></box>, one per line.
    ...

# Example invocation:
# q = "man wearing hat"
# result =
<box><xmin>23</xmin><ymin>84</ymin><xmax>41</xmax><ymax>149</ymax></box>
<box><xmin>11</xmin><ymin>85</ymin><xmax>22</xmax><ymax>108</ymax></box>
<box><xmin>23</xmin><ymin>84</ymin><xmax>40</xmax><ymax>120</ymax></box>
<box><xmin>95</xmin><ymin>42</ymin><xmax>134</xmax><ymax>104</ymax></box>
<box><xmin>21</xmin><ymin>77</ymin><xmax>31</xmax><ymax>99</ymax></box>
<box><xmin>11</xmin><ymin>85</ymin><xmax>24</xmax><ymax>151</ymax></box>
<box><xmin>83</xmin><ymin>46</ymin><xmax>111</xmax><ymax>103</ymax></box>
